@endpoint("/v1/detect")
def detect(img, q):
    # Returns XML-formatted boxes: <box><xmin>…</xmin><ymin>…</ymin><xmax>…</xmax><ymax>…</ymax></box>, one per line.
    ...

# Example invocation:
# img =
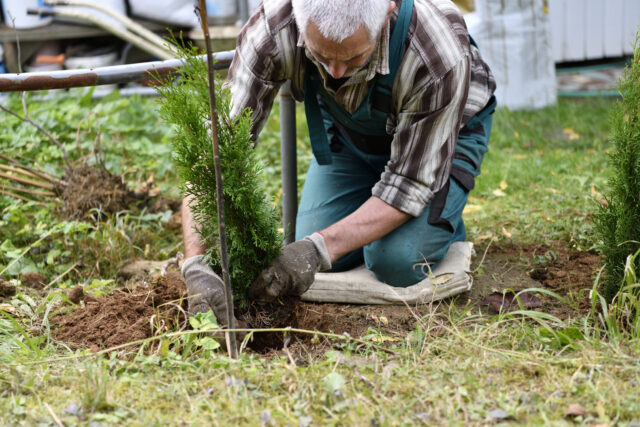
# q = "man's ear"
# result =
<box><xmin>384</xmin><ymin>1</ymin><xmax>396</xmax><ymax>26</ymax></box>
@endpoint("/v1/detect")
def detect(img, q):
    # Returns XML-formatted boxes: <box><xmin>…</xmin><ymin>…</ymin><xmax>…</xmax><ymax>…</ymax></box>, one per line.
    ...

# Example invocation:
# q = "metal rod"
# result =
<box><xmin>279</xmin><ymin>82</ymin><xmax>297</xmax><ymax>245</ymax></box>
<box><xmin>0</xmin><ymin>51</ymin><xmax>235</xmax><ymax>92</ymax></box>
<box><xmin>198</xmin><ymin>0</ymin><xmax>237</xmax><ymax>359</ymax></box>
<box><xmin>28</xmin><ymin>7</ymin><xmax>174</xmax><ymax>60</ymax></box>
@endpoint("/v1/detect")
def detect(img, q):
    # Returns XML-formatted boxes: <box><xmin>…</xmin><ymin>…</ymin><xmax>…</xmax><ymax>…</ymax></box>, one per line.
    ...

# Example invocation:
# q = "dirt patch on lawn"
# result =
<box><xmin>53</xmin><ymin>271</ymin><xmax>188</xmax><ymax>351</ymax></box>
<box><xmin>293</xmin><ymin>240</ymin><xmax>601</xmax><ymax>339</ymax></box>
<box><xmin>51</xmin><ymin>241</ymin><xmax>600</xmax><ymax>353</ymax></box>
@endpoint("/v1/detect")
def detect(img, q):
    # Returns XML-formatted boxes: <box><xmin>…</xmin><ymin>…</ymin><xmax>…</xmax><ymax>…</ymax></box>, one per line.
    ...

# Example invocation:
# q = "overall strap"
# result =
<box><xmin>372</xmin><ymin>0</ymin><xmax>414</xmax><ymax>114</ymax></box>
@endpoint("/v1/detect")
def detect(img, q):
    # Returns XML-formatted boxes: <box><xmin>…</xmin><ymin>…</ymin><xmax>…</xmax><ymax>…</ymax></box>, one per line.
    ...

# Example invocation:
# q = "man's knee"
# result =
<box><xmin>364</xmin><ymin>231</ymin><xmax>453</xmax><ymax>287</ymax></box>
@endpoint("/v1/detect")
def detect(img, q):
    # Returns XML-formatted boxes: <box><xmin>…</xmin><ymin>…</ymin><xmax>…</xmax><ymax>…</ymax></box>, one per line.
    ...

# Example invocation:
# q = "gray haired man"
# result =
<box><xmin>182</xmin><ymin>0</ymin><xmax>496</xmax><ymax>322</ymax></box>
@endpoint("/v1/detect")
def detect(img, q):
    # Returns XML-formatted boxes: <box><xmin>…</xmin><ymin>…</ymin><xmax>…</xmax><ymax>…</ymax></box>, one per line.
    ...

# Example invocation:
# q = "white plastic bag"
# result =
<box><xmin>466</xmin><ymin>0</ymin><xmax>556</xmax><ymax>110</ymax></box>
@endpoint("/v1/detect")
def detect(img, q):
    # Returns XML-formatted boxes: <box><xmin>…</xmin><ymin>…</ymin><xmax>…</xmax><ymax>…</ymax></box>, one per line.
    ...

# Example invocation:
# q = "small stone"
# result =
<box><xmin>488</xmin><ymin>409</ymin><xmax>510</xmax><ymax>420</ymax></box>
<box><xmin>64</xmin><ymin>403</ymin><xmax>81</xmax><ymax>416</ymax></box>
<box><xmin>552</xmin><ymin>391</ymin><xmax>565</xmax><ymax>398</ymax></box>
<box><xmin>565</xmin><ymin>403</ymin><xmax>586</xmax><ymax>418</ymax></box>
<box><xmin>260</xmin><ymin>409</ymin><xmax>270</xmax><ymax>426</ymax></box>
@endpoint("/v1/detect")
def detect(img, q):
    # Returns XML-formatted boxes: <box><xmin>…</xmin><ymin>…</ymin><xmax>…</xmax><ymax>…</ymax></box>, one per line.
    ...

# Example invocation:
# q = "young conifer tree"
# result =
<box><xmin>594</xmin><ymin>29</ymin><xmax>640</xmax><ymax>302</ymax></box>
<box><xmin>156</xmin><ymin>45</ymin><xmax>282</xmax><ymax>302</ymax></box>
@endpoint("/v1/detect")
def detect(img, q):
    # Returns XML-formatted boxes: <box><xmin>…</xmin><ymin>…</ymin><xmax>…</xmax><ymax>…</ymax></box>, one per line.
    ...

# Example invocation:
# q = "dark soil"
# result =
<box><xmin>238</xmin><ymin>297</ymin><xmax>300</xmax><ymax>351</ymax></box>
<box><xmin>51</xmin><ymin>241</ymin><xmax>601</xmax><ymax>353</ymax></box>
<box><xmin>53</xmin><ymin>271</ymin><xmax>188</xmax><ymax>351</ymax></box>
<box><xmin>56</xmin><ymin>164</ymin><xmax>138</xmax><ymax>219</ymax></box>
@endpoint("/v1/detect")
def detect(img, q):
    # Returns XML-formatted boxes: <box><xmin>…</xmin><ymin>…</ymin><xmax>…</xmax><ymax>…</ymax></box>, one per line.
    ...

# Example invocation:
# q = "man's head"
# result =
<box><xmin>292</xmin><ymin>0</ymin><xmax>396</xmax><ymax>79</ymax></box>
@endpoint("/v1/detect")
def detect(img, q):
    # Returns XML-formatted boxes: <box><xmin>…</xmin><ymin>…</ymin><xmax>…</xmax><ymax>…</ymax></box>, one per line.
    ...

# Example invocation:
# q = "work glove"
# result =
<box><xmin>181</xmin><ymin>255</ymin><xmax>233</xmax><ymax>327</ymax></box>
<box><xmin>248</xmin><ymin>233</ymin><xmax>331</xmax><ymax>303</ymax></box>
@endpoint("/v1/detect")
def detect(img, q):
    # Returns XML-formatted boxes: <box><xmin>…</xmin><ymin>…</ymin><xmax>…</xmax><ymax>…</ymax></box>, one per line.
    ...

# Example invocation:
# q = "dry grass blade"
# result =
<box><xmin>0</xmin><ymin>171</ymin><xmax>55</xmax><ymax>190</ymax></box>
<box><xmin>0</xmin><ymin>153</ymin><xmax>64</xmax><ymax>186</ymax></box>
<box><xmin>0</xmin><ymin>184</ymin><xmax>55</xmax><ymax>197</ymax></box>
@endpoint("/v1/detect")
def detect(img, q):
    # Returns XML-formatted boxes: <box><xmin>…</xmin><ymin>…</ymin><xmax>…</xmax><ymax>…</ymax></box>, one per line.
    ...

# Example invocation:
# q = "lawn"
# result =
<box><xmin>1</xmin><ymin>90</ymin><xmax>639</xmax><ymax>426</ymax></box>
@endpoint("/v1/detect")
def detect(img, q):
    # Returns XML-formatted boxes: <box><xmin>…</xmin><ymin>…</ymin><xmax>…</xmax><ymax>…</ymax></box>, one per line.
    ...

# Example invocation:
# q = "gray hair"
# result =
<box><xmin>292</xmin><ymin>0</ymin><xmax>391</xmax><ymax>42</ymax></box>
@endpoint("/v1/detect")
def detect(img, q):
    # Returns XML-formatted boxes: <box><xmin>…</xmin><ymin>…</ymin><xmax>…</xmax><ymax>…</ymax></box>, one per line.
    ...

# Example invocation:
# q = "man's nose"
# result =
<box><xmin>328</xmin><ymin>61</ymin><xmax>347</xmax><ymax>79</ymax></box>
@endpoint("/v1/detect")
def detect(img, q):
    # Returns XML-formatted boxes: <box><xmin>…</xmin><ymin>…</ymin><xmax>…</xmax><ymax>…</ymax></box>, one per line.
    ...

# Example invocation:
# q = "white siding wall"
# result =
<box><xmin>550</xmin><ymin>0</ymin><xmax>640</xmax><ymax>62</ymax></box>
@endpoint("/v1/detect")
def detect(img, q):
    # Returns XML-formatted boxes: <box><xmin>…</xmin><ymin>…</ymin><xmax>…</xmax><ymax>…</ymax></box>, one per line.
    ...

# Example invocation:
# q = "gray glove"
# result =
<box><xmin>248</xmin><ymin>233</ymin><xmax>331</xmax><ymax>303</ymax></box>
<box><xmin>181</xmin><ymin>255</ymin><xmax>231</xmax><ymax>327</ymax></box>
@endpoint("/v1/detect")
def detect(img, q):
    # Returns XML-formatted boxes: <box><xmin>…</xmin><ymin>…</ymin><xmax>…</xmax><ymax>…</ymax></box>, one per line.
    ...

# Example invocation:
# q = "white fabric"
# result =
<box><xmin>465</xmin><ymin>0</ymin><xmax>556</xmax><ymax>110</ymax></box>
<box><xmin>301</xmin><ymin>241</ymin><xmax>474</xmax><ymax>305</ymax></box>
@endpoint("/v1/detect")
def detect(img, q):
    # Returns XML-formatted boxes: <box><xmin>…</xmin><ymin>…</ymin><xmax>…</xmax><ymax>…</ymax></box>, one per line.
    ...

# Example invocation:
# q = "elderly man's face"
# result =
<box><xmin>305</xmin><ymin>21</ymin><xmax>377</xmax><ymax>79</ymax></box>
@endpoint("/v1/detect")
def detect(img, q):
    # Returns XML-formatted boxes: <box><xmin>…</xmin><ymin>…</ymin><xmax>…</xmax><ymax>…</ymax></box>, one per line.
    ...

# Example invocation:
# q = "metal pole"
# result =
<box><xmin>279</xmin><ymin>82</ymin><xmax>297</xmax><ymax>245</ymax></box>
<box><xmin>237</xmin><ymin>0</ymin><xmax>250</xmax><ymax>24</ymax></box>
<box><xmin>0</xmin><ymin>52</ymin><xmax>235</xmax><ymax>92</ymax></box>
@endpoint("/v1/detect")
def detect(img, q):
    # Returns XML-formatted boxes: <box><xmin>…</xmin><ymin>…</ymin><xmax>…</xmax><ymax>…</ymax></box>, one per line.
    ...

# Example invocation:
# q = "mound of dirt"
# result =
<box><xmin>57</xmin><ymin>164</ymin><xmax>138</xmax><ymax>219</ymax></box>
<box><xmin>53</xmin><ymin>271</ymin><xmax>188</xmax><ymax>351</ymax></box>
<box><xmin>50</xmin><ymin>241</ymin><xmax>601</xmax><ymax>354</ymax></box>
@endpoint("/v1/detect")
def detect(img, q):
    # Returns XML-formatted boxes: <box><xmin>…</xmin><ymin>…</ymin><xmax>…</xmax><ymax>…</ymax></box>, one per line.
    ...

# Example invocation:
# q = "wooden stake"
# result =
<box><xmin>197</xmin><ymin>0</ymin><xmax>238</xmax><ymax>359</ymax></box>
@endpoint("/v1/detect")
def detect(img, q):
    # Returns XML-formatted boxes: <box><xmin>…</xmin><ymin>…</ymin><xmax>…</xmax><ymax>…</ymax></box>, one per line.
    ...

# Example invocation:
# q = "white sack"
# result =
<box><xmin>129</xmin><ymin>0</ymin><xmax>199</xmax><ymax>28</ymax></box>
<box><xmin>301</xmin><ymin>241</ymin><xmax>474</xmax><ymax>305</ymax></box>
<box><xmin>466</xmin><ymin>0</ymin><xmax>556</xmax><ymax>110</ymax></box>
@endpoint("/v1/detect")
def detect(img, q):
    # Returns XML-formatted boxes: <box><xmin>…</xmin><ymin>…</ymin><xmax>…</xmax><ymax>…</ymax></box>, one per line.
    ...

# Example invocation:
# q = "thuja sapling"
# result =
<box><xmin>594</xmin><ymin>29</ymin><xmax>640</xmax><ymax>302</ymax></box>
<box><xmin>155</xmin><ymin>44</ymin><xmax>282</xmax><ymax>303</ymax></box>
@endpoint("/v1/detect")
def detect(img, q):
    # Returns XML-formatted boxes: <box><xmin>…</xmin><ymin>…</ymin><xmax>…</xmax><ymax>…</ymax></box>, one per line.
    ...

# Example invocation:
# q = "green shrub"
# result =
<box><xmin>155</xmin><ymin>44</ymin><xmax>282</xmax><ymax>302</ymax></box>
<box><xmin>594</xmin><ymin>30</ymin><xmax>640</xmax><ymax>302</ymax></box>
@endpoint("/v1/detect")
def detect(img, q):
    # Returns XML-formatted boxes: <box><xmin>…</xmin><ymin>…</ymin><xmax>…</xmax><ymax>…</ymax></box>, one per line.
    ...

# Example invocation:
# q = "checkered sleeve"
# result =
<box><xmin>225</xmin><ymin>5</ymin><xmax>286</xmax><ymax>142</ymax></box>
<box><xmin>372</xmin><ymin>56</ymin><xmax>471</xmax><ymax>217</ymax></box>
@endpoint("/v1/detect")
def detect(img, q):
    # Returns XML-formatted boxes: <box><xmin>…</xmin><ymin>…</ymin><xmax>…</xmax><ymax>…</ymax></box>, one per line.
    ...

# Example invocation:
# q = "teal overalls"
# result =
<box><xmin>297</xmin><ymin>0</ymin><xmax>497</xmax><ymax>286</ymax></box>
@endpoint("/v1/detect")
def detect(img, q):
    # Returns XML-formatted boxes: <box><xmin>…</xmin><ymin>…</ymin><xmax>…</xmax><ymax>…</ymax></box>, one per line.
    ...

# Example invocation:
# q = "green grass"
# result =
<box><xmin>2</xmin><ymin>92</ymin><xmax>640</xmax><ymax>425</ymax></box>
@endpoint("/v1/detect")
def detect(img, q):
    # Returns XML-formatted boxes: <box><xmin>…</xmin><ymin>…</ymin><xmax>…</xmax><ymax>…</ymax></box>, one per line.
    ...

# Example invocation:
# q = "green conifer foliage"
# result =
<box><xmin>594</xmin><ymin>31</ymin><xmax>640</xmax><ymax>302</ymax></box>
<box><xmin>155</xmin><ymin>45</ymin><xmax>282</xmax><ymax>301</ymax></box>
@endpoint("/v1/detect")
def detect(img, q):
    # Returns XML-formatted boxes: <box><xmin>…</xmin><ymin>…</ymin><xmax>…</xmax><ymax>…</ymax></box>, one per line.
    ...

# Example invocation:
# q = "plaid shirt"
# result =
<box><xmin>226</xmin><ymin>0</ymin><xmax>496</xmax><ymax>216</ymax></box>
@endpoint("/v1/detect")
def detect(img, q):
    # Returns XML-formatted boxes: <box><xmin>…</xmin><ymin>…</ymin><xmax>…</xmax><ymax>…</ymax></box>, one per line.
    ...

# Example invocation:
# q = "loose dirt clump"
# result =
<box><xmin>0</xmin><ymin>279</ymin><xmax>17</xmax><ymax>301</ymax></box>
<box><xmin>53</xmin><ymin>271</ymin><xmax>188</xmax><ymax>351</ymax></box>
<box><xmin>56</xmin><ymin>164</ymin><xmax>138</xmax><ymax>219</ymax></box>
<box><xmin>20</xmin><ymin>272</ymin><xmax>47</xmax><ymax>290</ymax></box>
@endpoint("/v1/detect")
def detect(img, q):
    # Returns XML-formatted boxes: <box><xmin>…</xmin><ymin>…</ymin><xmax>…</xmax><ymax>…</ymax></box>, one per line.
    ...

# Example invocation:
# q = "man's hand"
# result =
<box><xmin>248</xmin><ymin>233</ymin><xmax>331</xmax><ymax>303</ymax></box>
<box><xmin>182</xmin><ymin>255</ymin><xmax>233</xmax><ymax>326</ymax></box>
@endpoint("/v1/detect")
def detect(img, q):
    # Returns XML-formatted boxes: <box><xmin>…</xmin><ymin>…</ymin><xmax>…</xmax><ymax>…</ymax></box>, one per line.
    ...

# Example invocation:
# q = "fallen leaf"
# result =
<box><xmin>514</xmin><ymin>131</ymin><xmax>520</xmax><ymax>138</ymax></box>
<box><xmin>499</xmin><ymin>180</ymin><xmax>508</xmax><ymax>190</ymax></box>
<box><xmin>379</xmin><ymin>316</ymin><xmax>389</xmax><ymax>326</ymax></box>
<box><xmin>475</xmin><ymin>233</ymin><xmax>494</xmax><ymax>242</ymax></box>
<box><xmin>541</xmin><ymin>213</ymin><xmax>552</xmax><ymax>221</ymax></box>
<box><xmin>547</xmin><ymin>188</ymin><xmax>561</xmax><ymax>194</ymax></box>
<box><xmin>371</xmin><ymin>314</ymin><xmax>379</xmax><ymax>323</ymax></box>
<box><xmin>0</xmin><ymin>304</ymin><xmax>18</xmax><ymax>316</ymax></box>
<box><xmin>501</xmin><ymin>227</ymin><xmax>512</xmax><ymax>238</ymax></box>
<box><xmin>484</xmin><ymin>292</ymin><xmax>543</xmax><ymax>312</ymax></box>
<box><xmin>599</xmin><ymin>199</ymin><xmax>608</xmax><ymax>207</ymax></box>
<box><xmin>492</xmin><ymin>189</ymin><xmax>506</xmax><ymax>197</ymax></box>
<box><xmin>562</xmin><ymin>128</ymin><xmax>581</xmax><ymax>141</ymax></box>
<box><xmin>565</xmin><ymin>403</ymin><xmax>586</xmax><ymax>418</ymax></box>
<box><xmin>513</xmin><ymin>154</ymin><xmax>528</xmax><ymax>160</ymax></box>
<box><xmin>463</xmin><ymin>204</ymin><xmax>483</xmax><ymax>213</ymax></box>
